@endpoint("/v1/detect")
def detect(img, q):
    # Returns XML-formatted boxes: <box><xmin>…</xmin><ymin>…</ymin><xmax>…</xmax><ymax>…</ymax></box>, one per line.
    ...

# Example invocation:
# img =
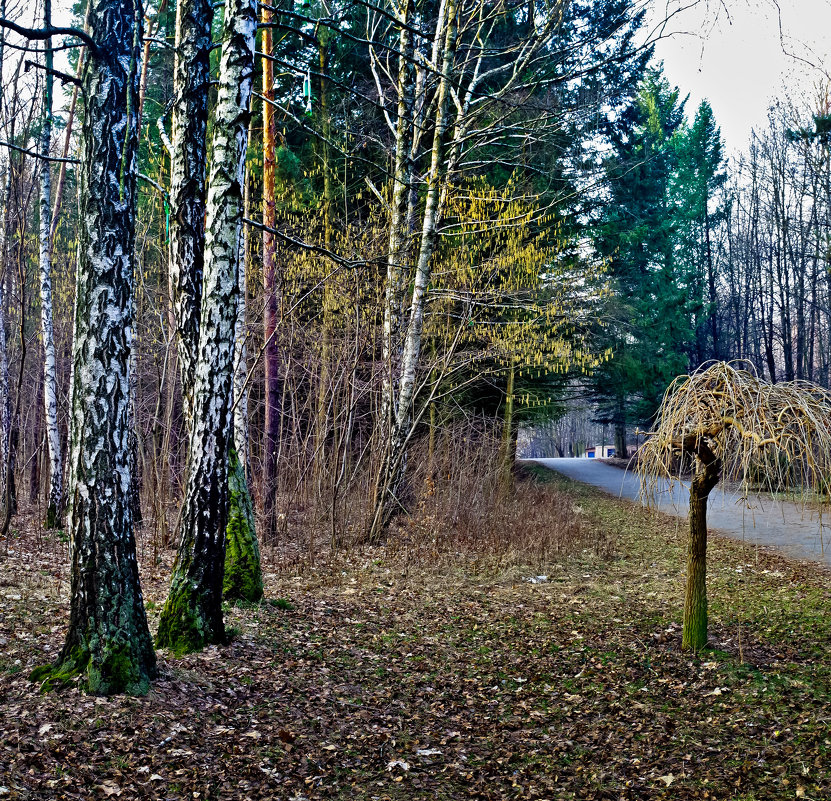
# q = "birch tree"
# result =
<box><xmin>168</xmin><ymin>0</ymin><xmax>213</xmax><ymax>426</ymax></box>
<box><xmin>369</xmin><ymin>0</ymin><xmax>585</xmax><ymax>536</ymax></box>
<box><xmin>370</xmin><ymin>0</ymin><xmax>459</xmax><ymax>538</ymax></box>
<box><xmin>30</xmin><ymin>0</ymin><xmax>156</xmax><ymax>694</ymax></box>
<box><xmin>38</xmin><ymin>0</ymin><xmax>63</xmax><ymax>528</ymax></box>
<box><xmin>156</xmin><ymin>0</ymin><xmax>257</xmax><ymax>652</ymax></box>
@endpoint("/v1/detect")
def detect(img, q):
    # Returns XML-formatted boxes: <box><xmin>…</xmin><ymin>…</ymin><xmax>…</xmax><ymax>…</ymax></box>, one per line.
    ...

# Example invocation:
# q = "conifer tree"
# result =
<box><xmin>592</xmin><ymin>71</ymin><xmax>694</xmax><ymax>441</ymax></box>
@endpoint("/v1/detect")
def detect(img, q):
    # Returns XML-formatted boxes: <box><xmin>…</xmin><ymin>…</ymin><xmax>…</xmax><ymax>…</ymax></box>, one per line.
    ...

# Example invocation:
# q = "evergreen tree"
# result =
<box><xmin>592</xmin><ymin>70</ymin><xmax>694</xmax><ymax>445</ymax></box>
<box><xmin>673</xmin><ymin>100</ymin><xmax>728</xmax><ymax>363</ymax></box>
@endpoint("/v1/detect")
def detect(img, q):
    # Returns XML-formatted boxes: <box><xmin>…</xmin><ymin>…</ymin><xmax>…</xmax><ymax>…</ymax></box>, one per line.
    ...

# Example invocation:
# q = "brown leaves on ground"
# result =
<box><xmin>1</xmin><ymin>478</ymin><xmax>830</xmax><ymax>800</ymax></box>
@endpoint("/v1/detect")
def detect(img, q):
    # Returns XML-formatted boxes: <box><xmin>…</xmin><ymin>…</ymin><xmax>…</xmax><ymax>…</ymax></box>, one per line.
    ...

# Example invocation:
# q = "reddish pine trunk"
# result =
<box><xmin>261</xmin><ymin>16</ymin><xmax>281</xmax><ymax>543</ymax></box>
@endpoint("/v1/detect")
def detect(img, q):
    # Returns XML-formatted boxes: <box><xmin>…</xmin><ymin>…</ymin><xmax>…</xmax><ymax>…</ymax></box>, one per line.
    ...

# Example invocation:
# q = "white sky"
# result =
<box><xmin>647</xmin><ymin>0</ymin><xmax>831</xmax><ymax>156</ymax></box>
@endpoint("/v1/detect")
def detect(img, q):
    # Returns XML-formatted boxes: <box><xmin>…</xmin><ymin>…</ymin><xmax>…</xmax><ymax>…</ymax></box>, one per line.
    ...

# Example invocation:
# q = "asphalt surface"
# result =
<box><xmin>531</xmin><ymin>457</ymin><xmax>831</xmax><ymax>567</ymax></box>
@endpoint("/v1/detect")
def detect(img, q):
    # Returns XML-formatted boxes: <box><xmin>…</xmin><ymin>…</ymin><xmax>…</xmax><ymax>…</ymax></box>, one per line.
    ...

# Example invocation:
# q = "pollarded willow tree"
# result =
<box><xmin>639</xmin><ymin>361</ymin><xmax>831</xmax><ymax>651</ymax></box>
<box><xmin>29</xmin><ymin>0</ymin><xmax>157</xmax><ymax>693</ymax></box>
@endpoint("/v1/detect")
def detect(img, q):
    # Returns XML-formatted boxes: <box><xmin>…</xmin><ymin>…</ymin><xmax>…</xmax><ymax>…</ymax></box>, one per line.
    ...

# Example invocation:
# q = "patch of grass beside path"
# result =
<box><xmin>1</xmin><ymin>471</ymin><xmax>830</xmax><ymax>800</ymax></box>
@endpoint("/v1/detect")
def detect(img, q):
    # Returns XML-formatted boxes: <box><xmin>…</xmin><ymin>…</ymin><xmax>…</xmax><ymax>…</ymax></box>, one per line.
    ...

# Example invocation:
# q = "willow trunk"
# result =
<box><xmin>682</xmin><ymin>461</ymin><xmax>720</xmax><ymax>651</ymax></box>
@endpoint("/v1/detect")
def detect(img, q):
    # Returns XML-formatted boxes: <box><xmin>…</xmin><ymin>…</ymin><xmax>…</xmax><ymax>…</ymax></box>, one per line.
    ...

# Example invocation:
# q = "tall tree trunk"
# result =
<box><xmin>315</xmin><ymin>33</ymin><xmax>334</xmax><ymax>479</ymax></box>
<box><xmin>0</xmin><ymin>239</ymin><xmax>25</xmax><ymax>543</ymax></box>
<box><xmin>233</xmin><ymin>115</ymin><xmax>253</xmax><ymax>475</ymax></box>
<box><xmin>36</xmin><ymin>0</ymin><xmax>157</xmax><ymax>695</ymax></box>
<box><xmin>168</xmin><ymin>0</ymin><xmax>213</xmax><ymax>426</ymax></box>
<box><xmin>225</xmin><ymin>117</ymin><xmax>262</xmax><ymax>605</ymax></box>
<box><xmin>38</xmin><ymin>0</ymin><xmax>63</xmax><ymax>528</ymax></box>
<box><xmin>500</xmin><ymin>361</ymin><xmax>516</xmax><ymax>489</ymax></box>
<box><xmin>29</xmin><ymin>371</ymin><xmax>43</xmax><ymax>504</ymax></box>
<box><xmin>704</xmin><ymin>210</ymin><xmax>719</xmax><ymax>360</ymax></box>
<box><xmin>379</xmin><ymin>0</ymin><xmax>415</xmax><ymax>431</ymax></box>
<box><xmin>261</xmin><ymin>9</ymin><xmax>281</xmax><ymax>543</ymax></box>
<box><xmin>370</xmin><ymin>0</ymin><xmax>458</xmax><ymax>539</ymax></box>
<box><xmin>0</xmin><ymin>0</ymin><xmax>10</xmax><ymax>506</ymax></box>
<box><xmin>157</xmin><ymin>0</ymin><xmax>257</xmax><ymax>653</ymax></box>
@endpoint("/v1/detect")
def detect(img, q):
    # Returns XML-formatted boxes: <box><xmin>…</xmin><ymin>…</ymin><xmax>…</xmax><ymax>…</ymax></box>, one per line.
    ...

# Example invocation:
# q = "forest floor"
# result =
<box><xmin>1</xmin><ymin>468</ymin><xmax>830</xmax><ymax>800</ymax></box>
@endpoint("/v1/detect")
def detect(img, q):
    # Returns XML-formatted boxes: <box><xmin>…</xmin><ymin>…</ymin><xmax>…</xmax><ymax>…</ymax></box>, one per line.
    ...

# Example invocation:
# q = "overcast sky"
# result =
<box><xmin>647</xmin><ymin>0</ymin><xmax>831</xmax><ymax>156</ymax></box>
<box><xmin>47</xmin><ymin>0</ymin><xmax>831</xmax><ymax>159</ymax></box>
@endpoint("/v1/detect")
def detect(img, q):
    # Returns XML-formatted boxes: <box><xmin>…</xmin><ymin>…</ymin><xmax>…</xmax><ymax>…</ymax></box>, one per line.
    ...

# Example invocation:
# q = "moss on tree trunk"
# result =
<box><xmin>30</xmin><ymin>0</ymin><xmax>157</xmax><ymax>695</ymax></box>
<box><xmin>682</xmin><ymin>459</ymin><xmax>720</xmax><ymax>651</ymax></box>
<box><xmin>156</xmin><ymin>0</ymin><xmax>257</xmax><ymax>656</ymax></box>
<box><xmin>224</xmin><ymin>444</ymin><xmax>263</xmax><ymax>603</ymax></box>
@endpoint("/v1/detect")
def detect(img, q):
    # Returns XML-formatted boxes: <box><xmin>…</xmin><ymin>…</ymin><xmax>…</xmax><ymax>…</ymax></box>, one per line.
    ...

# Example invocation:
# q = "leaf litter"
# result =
<box><xmin>0</xmin><ymin>475</ymin><xmax>830</xmax><ymax>799</ymax></box>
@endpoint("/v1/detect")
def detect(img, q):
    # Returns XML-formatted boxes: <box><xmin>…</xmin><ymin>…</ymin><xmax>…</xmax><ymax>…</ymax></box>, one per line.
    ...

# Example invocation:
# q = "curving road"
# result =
<box><xmin>531</xmin><ymin>457</ymin><xmax>831</xmax><ymax>567</ymax></box>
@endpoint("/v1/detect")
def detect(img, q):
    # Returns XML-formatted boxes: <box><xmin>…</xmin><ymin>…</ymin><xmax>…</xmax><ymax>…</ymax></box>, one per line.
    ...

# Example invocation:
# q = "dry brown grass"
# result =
<box><xmin>387</xmin><ymin>421</ymin><xmax>604</xmax><ymax>575</ymax></box>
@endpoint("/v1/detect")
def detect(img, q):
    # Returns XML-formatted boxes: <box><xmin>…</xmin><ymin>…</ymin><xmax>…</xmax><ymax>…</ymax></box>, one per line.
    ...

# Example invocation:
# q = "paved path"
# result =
<box><xmin>531</xmin><ymin>457</ymin><xmax>831</xmax><ymax>567</ymax></box>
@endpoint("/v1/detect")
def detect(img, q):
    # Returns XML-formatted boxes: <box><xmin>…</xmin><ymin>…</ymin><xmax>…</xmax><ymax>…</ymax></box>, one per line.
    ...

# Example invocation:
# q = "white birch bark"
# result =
<box><xmin>38</xmin><ymin>0</ymin><xmax>63</xmax><ymax>527</ymax></box>
<box><xmin>168</xmin><ymin>0</ymin><xmax>214</xmax><ymax>427</ymax></box>
<box><xmin>157</xmin><ymin>0</ymin><xmax>257</xmax><ymax>652</ymax></box>
<box><xmin>371</xmin><ymin>0</ymin><xmax>458</xmax><ymax>537</ymax></box>
<box><xmin>52</xmin><ymin>0</ymin><xmax>156</xmax><ymax>695</ymax></box>
<box><xmin>379</xmin><ymin>0</ymin><xmax>415</xmax><ymax>430</ymax></box>
<box><xmin>233</xmin><ymin>142</ymin><xmax>251</xmax><ymax>473</ymax></box>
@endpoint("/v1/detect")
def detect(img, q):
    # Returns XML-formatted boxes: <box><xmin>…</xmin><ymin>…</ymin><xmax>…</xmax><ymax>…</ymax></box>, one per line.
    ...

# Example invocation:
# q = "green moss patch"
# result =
<box><xmin>223</xmin><ymin>446</ymin><xmax>263</xmax><ymax>604</ymax></box>
<box><xmin>156</xmin><ymin>583</ymin><xmax>213</xmax><ymax>657</ymax></box>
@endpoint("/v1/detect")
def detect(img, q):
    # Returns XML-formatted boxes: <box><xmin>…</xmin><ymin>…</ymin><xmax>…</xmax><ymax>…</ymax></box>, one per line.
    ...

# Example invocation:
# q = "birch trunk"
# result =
<box><xmin>232</xmin><ymin>116</ymin><xmax>252</xmax><ymax>474</ymax></box>
<box><xmin>157</xmin><ymin>0</ymin><xmax>257</xmax><ymax>653</ymax></box>
<box><xmin>370</xmin><ymin>0</ymin><xmax>458</xmax><ymax>538</ymax></box>
<box><xmin>224</xmin><ymin>119</ymin><xmax>262</xmax><ymax>605</ymax></box>
<box><xmin>168</xmin><ymin>0</ymin><xmax>214</xmax><ymax>426</ymax></box>
<box><xmin>38</xmin><ymin>0</ymin><xmax>63</xmax><ymax>528</ymax></box>
<box><xmin>36</xmin><ymin>0</ymin><xmax>157</xmax><ymax>695</ymax></box>
<box><xmin>379</xmin><ymin>0</ymin><xmax>415</xmax><ymax>431</ymax></box>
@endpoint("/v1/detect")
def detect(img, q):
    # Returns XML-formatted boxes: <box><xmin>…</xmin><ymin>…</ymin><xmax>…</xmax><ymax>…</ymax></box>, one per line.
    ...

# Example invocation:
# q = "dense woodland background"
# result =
<box><xmin>0</xmin><ymin>0</ymin><xmax>830</xmax><ymax>685</ymax></box>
